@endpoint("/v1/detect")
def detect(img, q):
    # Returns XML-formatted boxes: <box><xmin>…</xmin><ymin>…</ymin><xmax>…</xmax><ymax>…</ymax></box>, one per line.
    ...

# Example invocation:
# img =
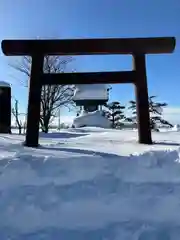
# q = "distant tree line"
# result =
<box><xmin>11</xmin><ymin>89</ymin><xmax>173</xmax><ymax>134</ymax></box>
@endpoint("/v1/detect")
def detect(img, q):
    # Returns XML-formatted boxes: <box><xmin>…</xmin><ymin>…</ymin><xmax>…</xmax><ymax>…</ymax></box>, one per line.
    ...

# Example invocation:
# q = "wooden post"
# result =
<box><xmin>24</xmin><ymin>55</ymin><xmax>44</xmax><ymax>147</ymax></box>
<box><xmin>0</xmin><ymin>85</ymin><xmax>11</xmax><ymax>133</ymax></box>
<box><xmin>133</xmin><ymin>54</ymin><xmax>152</xmax><ymax>144</ymax></box>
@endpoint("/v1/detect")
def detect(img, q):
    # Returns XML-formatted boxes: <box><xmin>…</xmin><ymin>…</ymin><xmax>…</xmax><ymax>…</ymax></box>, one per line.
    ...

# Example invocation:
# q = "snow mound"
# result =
<box><xmin>66</xmin><ymin>126</ymin><xmax>114</xmax><ymax>133</ymax></box>
<box><xmin>0</xmin><ymin>129</ymin><xmax>180</xmax><ymax>238</ymax></box>
<box><xmin>172</xmin><ymin>124</ymin><xmax>180</xmax><ymax>132</ymax></box>
<box><xmin>73</xmin><ymin>84</ymin><xmax>108</xmax><ymax>101</ymax></box>
<box><xmin>73</xmin><ymin>110</ymin><xmax>111</xmax><ymax>128</ymax></box>
<box><xmin>0</xmin><ymin>147</ymin><xmax>180</xmax><ymax>239</ymax></box>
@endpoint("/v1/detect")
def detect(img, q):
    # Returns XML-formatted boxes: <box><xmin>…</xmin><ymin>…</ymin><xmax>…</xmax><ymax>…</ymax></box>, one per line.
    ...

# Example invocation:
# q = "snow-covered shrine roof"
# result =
<box><xmin>73</xmin><ymin>84</ymin><xmax>109</xmax><ymax>101</ymax></box>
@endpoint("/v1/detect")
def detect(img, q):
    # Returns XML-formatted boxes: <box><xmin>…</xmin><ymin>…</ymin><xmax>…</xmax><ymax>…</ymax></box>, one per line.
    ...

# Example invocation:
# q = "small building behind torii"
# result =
<box><xmin>73</xmin><ymin>84</ymin><xmax>109</xmax><ymax>113</ymax></box>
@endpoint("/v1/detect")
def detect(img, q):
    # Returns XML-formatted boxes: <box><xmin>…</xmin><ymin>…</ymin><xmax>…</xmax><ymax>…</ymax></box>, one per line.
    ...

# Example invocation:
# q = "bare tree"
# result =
<box><xmin>12</xmin><ymin>98</ymin><xmax>24</xmax><ymax>135</ymax></box>
<box><xmin>10</xmin><ymin>55</ymin><xmax>76</xmax><ymax>133</ymax></box>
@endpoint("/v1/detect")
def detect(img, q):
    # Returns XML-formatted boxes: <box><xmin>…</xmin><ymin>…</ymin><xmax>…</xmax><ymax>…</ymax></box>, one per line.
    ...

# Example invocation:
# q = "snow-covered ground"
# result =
<box><xmin>0</xmin><ymin>127</ymin><xmax>180</xmax><ymax>239</ymax></box>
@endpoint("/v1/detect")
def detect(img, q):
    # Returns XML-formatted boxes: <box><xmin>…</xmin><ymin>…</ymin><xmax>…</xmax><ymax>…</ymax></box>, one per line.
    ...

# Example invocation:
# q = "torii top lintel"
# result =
<box><xmin>1</xmin><ymin>37</ymin><xmax>176</xmax><ymax>56</ymax></box>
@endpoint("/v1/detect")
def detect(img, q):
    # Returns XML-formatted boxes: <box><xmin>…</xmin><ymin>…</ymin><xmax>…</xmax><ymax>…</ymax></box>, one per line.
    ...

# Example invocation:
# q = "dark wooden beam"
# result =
<box><xmin>0</xmin><ymin>86</ymin><xmax>11</xmax><ymax>134</ymax></box>
<box><xmin>133</xmin><ymin>54</ymin><xmax>152</xmax><ymax>144</ymax></box>
<box><xmin>1</xmin><ymin>37</ymin><xmax>175</xmax><ymax>56</ymax></box>
<box><xmin>41</xmin><ymin>71</ymin><xmax>136</xmax><ymax>85</ymax></box>
<box><xmin>24</xmin><ymin>54</ymin><xmax>44</xmax><ymax>147</ymax></box>
<box><xmin>74</xmin><ymin>100</ymin><xmax>108</xmax><ymax>106</ymax></box>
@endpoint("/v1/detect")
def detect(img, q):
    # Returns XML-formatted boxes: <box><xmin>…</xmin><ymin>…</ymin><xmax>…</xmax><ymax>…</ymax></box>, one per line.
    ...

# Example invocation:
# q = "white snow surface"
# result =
<box><xmin>73</xmin><ymin>84</ymin><xmax>108</xmax><ymax>100</ymax></box>
<box><xmin>73</xmin><ymin>110</ymin><xmax>111</xmax><ymax>128</ymax></box>
<box><xmin>172</xmin><ymin>124</ymin><xmax>180</xmax><ymax>132</ymax></box>
<box><xmin>0</xmin><ymin>128</ymin><xmax>180</xmax><ymax>239</ymax></box>
<box><xmin>0</xmin><ymin>81</ymin><xmax>10</xmax><ymax>87</ymax></box>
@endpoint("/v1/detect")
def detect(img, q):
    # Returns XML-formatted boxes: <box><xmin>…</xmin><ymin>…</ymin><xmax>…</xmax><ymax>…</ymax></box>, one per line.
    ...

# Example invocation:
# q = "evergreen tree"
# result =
<box><xmin>127</xmin><ymin>96</ymin><xmax>173</xmax><ymax>131</ymax></box>
<box><xmin>104</xmin><ymin>101</ymin><xmax>125</xmax><ymax>128</ymax></box>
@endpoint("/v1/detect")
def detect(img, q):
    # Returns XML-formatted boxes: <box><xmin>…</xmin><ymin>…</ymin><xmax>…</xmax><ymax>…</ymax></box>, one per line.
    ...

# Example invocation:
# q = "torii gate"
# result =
<box><xmin>1</xmin><ymin>37</ymin><xmax>176</xmax><ymax>147</ymax></box>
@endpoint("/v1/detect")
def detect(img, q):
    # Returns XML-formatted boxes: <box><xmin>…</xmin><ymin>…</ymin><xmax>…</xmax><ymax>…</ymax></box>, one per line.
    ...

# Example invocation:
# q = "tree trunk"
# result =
<box><xmin>41</xmin><ymin>125</ymin><xmax>49</xmax><ymax>133</ymax></box>
<box><xmin>18</xmin><ymin>126</ymin><xmax>22</xmax><ymax>135</ymax></box>
<box><xmin>40</xmin><ymin>117</ymin><xmax>49</xmax><ymax>133</ymax></box>
<box><xmin>112</xmin><ymin>113</ymin><xmax>115</xmax><ymax>128</ymax></box>
<box><xmin>44</xmin><ymin>126</ymin><xmax>49</xmax><ymax>133</ymax></box>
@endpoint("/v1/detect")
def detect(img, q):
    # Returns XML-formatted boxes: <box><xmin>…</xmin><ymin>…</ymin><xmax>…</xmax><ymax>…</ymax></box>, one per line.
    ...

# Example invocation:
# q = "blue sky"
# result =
<box><xmin>0</xmin><ymin>0</ymin><xmax>180</xmax><ymax>123</ymax></box>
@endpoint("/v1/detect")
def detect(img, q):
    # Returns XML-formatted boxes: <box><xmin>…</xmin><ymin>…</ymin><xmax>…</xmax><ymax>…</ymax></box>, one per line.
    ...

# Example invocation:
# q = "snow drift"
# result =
<box><xmin>73</xmin><ymin>110</ymin><xmax>111</xmax><ymax>128</ymax></box>
<box><xmin>0</xmin><ymin>129</ymin><xmax>180</xmax><ymax>239</ymax></box>
<box><xmin>172</xmin><ymin>124</ymin><xmax>180</xmax><ymax>132</ymax></box>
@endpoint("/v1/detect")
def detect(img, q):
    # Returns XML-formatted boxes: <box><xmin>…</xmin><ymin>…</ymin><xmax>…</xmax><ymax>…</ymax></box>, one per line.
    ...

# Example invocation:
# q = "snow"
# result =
<box><xmin>0</xmin><ymin>128</ymin><xmax>180</xmax><ymax>239</ymax></box>
<box><xmin>172</xmin><ymin>124</ymin><xmax>180</xmax><ymax>132</ymax></box>
<box><xmin>73</xmin><ymin>110</ymin><xmax>111</xmax><ymax>128</ymax></box>
<box><xmin>0</xmin><ymin>81</ymin><xmax>10</xmax><ymax>87</ymax></box>
<box><xmin>153</xmin><ymin>106</ymin><xmax>163</xmax><ymax>115</ymax></box>
<box><xmin>73</xmin><ymin>84</ymin><xmax>109</xmax><ymax>100</ymax></box>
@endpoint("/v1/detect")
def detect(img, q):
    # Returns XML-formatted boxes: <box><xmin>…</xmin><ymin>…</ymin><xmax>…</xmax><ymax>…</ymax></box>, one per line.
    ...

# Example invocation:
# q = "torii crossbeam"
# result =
<box><xmin>1</xmin><ymin>37</ymin><xmax>176</xmax><ymax>147</ymax></box>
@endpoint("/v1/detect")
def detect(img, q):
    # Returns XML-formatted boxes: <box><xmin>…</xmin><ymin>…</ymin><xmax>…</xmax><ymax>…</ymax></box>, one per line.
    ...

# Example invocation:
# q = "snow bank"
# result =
<box><xmin>66</xmin><ymin>126</ymin><xmax>114</xmax><ymax>133</ymax></box>
<box><xmin>0</xmin><ymin>147</ymin><xmax>180</xmax><ymax>239</ymax></box>
<box><xmin>73</xmin><ymin>84</ymin><xmax>108</xmax><ymax>100</ymax></box>
<box><xmin>73</xmin><ymin>110</ymin><xmax>111</xmax><ymax>128</ymax></box>
<box><xmin>172</xmin><ymin>124</ymin><xmax>180</xmax><ymax>132</ymax></box>
<box><xmin>0</xmin><ymin>129</ymin><xmax>180</xmax><ymax>238</ymax></box>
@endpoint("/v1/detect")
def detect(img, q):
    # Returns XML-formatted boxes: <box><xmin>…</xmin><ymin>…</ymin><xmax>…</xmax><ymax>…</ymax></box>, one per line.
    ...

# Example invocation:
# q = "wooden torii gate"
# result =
<box><xmin>1</xmin><ymin>37</ymin><xmax>176</xmax><ymax>147</ymax></box>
